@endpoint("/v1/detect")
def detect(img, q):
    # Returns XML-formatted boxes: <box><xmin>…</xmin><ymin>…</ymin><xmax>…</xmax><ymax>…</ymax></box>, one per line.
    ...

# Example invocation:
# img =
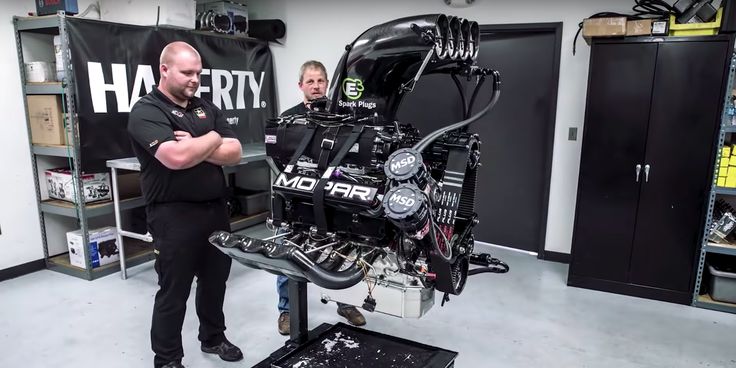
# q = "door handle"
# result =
<box><xmin>635</xmin><ymin>164</ymin><xmax>642</xmax><ymax>182</ymax></box>
<box><xmin>644</xmin><ymin>164</ymin><xmax>651</xmax><ymax>182</ymax></box>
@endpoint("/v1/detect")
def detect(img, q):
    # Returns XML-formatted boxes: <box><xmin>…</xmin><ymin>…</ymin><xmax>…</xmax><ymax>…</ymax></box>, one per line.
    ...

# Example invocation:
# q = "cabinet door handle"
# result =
<box><xmin>635</xmin><ymin>164</ymin><xmax>642</xmax><ymax>182</ymax></box>
<box><xmin>644</xmin><ymin>164</ymin><xmax>651</xmax><ymax>182</ymax></box>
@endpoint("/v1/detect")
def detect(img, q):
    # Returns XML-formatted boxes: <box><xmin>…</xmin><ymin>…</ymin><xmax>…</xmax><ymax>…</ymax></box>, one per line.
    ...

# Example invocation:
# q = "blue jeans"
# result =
<box><xmin>276</xmin><ymin>275</ymin><xmax>350</xmax><ymax>312</ymax></box>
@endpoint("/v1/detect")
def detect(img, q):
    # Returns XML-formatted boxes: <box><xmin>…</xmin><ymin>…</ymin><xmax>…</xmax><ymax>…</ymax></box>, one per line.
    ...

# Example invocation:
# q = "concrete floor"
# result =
<box><xmin>1</xmin><ymin>226</ymin><xmax>735</xmax><ymax>368</ymax></box>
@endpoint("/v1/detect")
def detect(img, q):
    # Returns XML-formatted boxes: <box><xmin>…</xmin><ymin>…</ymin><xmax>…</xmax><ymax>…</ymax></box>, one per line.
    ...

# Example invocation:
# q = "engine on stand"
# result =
<box><xmin>210</xmin><ymin>13</ymin><xmax>508</xmax><ymax>319</ymax></box>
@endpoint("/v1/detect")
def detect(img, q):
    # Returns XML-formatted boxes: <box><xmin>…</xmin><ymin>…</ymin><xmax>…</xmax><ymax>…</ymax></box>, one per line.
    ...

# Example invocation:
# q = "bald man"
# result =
<box><xmin>128</xmin><ymin>41</ymin><xmax>243</xmax><ymax>368</ymax></box>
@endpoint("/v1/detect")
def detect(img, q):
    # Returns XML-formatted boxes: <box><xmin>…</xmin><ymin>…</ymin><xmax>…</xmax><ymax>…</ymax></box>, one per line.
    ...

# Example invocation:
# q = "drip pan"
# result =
<box><xmin>271</xmin><ymin>322</ymin><xmax>457</xmax><ymax>368</ymax></box>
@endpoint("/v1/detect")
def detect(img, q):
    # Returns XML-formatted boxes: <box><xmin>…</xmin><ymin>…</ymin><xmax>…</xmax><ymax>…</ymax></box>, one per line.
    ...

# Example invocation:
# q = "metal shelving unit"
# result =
<box><xmin>14</xmin><ymin>12</ymin><xmax>147</xmax><ymax>281</ymax></box>
<box><xmin>16</xmin><ymin>12</ymin><xmax>274</xmax><ymax>281</ymax></box>
<box><xmin>32</xmin><ymin>144</ymin><xmax>71</xmax><ymax>157</ymax></box>
<box><xmin>25</xmin><ymin>82</ymin><xmax>64</xmax><ymax>94</ymax></box>
<box><xmin>40</xmin><ymin>197</ymin><xmax>145</xmax><ymax>218</ymax></box>
<box><xmin>692</xmin><ymin>52</ymin><xmax>736</xmax><ymax>314</ymax></box>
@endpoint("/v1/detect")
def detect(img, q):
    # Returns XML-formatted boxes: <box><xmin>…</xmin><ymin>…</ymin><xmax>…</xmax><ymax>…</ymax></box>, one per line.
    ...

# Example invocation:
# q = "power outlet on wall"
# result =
<box><xmin>568</xmin><ymin>127</ymin><xmax>578</xmax><ymax>141</ymax></box>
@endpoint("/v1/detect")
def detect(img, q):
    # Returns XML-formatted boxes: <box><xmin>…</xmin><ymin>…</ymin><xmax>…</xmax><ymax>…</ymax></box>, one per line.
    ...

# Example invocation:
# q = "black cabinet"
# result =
<box><xmin>568</xmin><ymin>36</ymin><xmax>733</xmax><ymax>304</ymax></box>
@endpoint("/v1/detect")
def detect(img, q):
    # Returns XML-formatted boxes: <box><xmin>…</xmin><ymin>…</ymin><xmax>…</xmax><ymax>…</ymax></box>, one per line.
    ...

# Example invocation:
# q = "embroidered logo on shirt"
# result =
<box><xmin>149</xmin><ymin>139</ymin><xmax>159</xmax><ymax>148</ymax></box>
<box><xmin>193</xmin><ymin>107</ymin><xmax>207</xmax><ymax>119</ymax></box>
<box><xmin>171</xmin><ymin>110</ymin><xmax>184</xmax><ymax>118</ymax></box>
<box><xmin>265</xmin><ymin>135</ymin><xmax>277</xmax><ymax>144</ymax></box>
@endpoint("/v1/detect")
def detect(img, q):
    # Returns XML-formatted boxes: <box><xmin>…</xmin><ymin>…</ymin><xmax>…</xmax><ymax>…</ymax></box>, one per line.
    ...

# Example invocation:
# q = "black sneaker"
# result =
<box><xmin>201</xmin><ymin>338</ymin><xmax>244</xmax><ymax>362</ymax></box>
<box><xmin>161</xmin><ymin>362</ymin><xmax>185</xmax><ymax>368</ymax></box>
<box><xmin>278</xmin><ymin>312</ymin><xmax>290</xmax><ymax>336</ymax></box>
<box><xmin>337</xmin><ymin>306</ymin><xmax>366</xmax><ymax>326</ymax></box>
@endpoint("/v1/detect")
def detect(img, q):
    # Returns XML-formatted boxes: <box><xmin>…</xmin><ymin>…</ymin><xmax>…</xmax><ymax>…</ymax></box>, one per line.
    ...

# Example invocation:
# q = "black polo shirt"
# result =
<box><xmin>128</xmin><ymin>88</ymin><xmax>238</xmax><ymax>205</ymax></box>
<box><xmin>280</xmin><ymin>102</ymin><xmax>309</xmax><ymax>117</ymax></box>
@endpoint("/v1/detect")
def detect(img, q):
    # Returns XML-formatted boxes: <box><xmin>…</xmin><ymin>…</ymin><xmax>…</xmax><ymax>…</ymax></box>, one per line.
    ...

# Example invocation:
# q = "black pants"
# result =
<box><xmin>148</xmin><ymin>201</ymin><xmax>232</xmax><ymax>368</ymax></box>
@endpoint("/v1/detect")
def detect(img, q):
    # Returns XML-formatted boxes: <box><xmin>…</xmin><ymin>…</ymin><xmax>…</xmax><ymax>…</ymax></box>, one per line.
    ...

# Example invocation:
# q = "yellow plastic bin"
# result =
<box><xmin>670</xmin><ymin>8</ymin><xmax>723</xmax><ymax>36</ymax></box>
<box><xmin>669</xmin><ymin>8</ymin><xmax>723</xmax><ymax>36</ymax></box>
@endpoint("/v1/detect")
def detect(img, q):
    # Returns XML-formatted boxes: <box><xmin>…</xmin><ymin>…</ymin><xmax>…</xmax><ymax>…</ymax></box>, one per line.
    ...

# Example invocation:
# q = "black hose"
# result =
<box><xmin>468</xmin><ymin>263</ymin><xmax>509</xmax><ymax>275</ymax></box>
<box><xmin>466</xmin><ymin>75</ymin><xmax>486</xmax><ymax>121</ymax></box>
<box><xmin>468</xmin><ymin>252</ymin><xmax>509</xmax><ymax>275</ymax></box>
<box><xmin>412</xmin><ymin>70</ymin><xmax>500</xmax><ymax>152</ymax></box>
<box><xmin>450</xmin><ymin>73</ymin><xmax>468</xmax><ymax>119</ymax></box>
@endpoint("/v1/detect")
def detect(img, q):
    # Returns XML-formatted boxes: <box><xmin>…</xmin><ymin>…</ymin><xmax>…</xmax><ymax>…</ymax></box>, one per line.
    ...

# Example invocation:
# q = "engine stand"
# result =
<box><xmin>212</xmin><ymin>241</ymin><xmax>458</xmax><ymax>367</ymax></box>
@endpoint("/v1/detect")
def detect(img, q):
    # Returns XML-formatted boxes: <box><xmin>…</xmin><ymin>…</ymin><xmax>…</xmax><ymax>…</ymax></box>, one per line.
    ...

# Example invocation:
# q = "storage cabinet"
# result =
<box><xmin>568</xmin><ymin>36</ymin><xmax>734</xmax><ymax>304</ymax></box>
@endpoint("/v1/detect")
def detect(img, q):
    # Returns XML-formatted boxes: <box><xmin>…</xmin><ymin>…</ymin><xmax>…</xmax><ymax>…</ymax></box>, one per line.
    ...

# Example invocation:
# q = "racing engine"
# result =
<box><xmin>210</xmin><ymin>14</ymin><xmax>506</xmax><ymax>318</ymax></box>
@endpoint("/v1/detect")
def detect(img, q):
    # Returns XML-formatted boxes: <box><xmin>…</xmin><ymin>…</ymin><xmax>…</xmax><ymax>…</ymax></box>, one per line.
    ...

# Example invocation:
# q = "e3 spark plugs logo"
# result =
<box><xmin>342</xmin><ymin>78</ymin><xmax>364</xmax><ymax>100</ymax></box>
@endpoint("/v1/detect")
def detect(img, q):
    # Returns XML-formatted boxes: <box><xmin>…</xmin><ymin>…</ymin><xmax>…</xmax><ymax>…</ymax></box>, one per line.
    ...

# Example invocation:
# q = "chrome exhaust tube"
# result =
<box><xmin>209</xmin><ymin>231</ymin><xmax>366</xmax><ymax>290</ymax></box>
<box><xmin>469</xmin><ymin>21</ymin><xmax>480</xmax><ymax>60</ymax></box>
<box><xmin>460</xmin><ymin>18</ymin><xmax>471</xmax><ymax>60</ymax></box>
<box><xmin>435</xmin><ymin>14</ymin><xmax>450</xmax><ymax>59</ymax></box>
<box><xmin>447</xmin><ymin>16</ymin><xmax>461</xmax><ymax>60</ymax></box>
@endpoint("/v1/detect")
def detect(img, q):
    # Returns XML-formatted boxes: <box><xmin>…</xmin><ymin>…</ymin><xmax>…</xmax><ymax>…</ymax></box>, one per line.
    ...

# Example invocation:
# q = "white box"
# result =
<box><xmin>101</xmin><ymin>0</ymin><xmax>196</xmax><ymax>29</ymax></box>
<box><xmin>67</xmin><ymin>227</ymin><xmax>120</xmax><ymax>269</ymax></box>
<box><xmin>45</xmin><ymin>168</ymin><xmax>111</xmax><ymax>204</ymax></box>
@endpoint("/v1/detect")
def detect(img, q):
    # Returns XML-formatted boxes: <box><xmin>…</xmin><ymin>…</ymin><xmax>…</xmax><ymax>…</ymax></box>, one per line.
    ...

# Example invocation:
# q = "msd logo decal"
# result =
<box><xmin>389</xmin><ymin>192</ymin><xmax>416</xmax><ymax>207</ymax></box>
<box><xmin>86</xmin><ymin>62</ymin><xmax>267</xmax><ymax>113</ymax></box>
<box><xmin>390</xmin><ymin>154</ymin><xmax>416</xmax><ymax>171</ymax></box>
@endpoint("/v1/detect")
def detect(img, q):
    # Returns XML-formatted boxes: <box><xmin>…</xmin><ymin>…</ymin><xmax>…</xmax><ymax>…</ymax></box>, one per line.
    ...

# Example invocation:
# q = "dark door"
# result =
<box><xmin>397</xmin><ymin>24</ymin><xmax>561</xmax><ymax>253</ymax></box>
<box><xmin>570</xmin><ymin>43</ymin><xmax>658</xmax><ymax>282</ymax></box>
<box><xmin>629</xmin><ymin>40</ymin><xmax>728</xmax><ymax>291</ymax></box>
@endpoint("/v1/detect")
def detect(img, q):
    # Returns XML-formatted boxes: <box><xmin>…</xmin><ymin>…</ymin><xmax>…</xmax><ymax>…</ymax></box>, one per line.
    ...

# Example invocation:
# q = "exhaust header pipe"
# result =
<box><xmin>209</xmin><ymin>231</ymin><xmax>366</xmax><ymax>290</ymax></box>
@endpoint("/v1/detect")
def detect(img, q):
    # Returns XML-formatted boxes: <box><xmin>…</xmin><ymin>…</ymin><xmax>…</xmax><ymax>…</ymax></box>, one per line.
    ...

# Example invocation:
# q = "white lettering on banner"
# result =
<box><xmin>248</xmin><ymin>71</ymin><xmax>265</xmax><ymax>109</ymax></box>
<box><xmin>211</xmin><ymin>69</ymin><xmax>234</xmax><ymax>110</ymax></box>
<box><xmin>87</xmin><ymin>63</ymin><xmax>265</xmax><ymax>113</ymax></box>
<box><xmin>130</xmin><ymin>65</ymin><xmax>156</xmax><ymax>109</ymax></box>
<box><xmin>88</xmin><ymin>62</ymin><xmax>130</xmax><ymax>113</ymax></box>
<box><xmin>194</xmin><ymin>69</ymin><xmax>211</xmax><ymax>98</ymax></box>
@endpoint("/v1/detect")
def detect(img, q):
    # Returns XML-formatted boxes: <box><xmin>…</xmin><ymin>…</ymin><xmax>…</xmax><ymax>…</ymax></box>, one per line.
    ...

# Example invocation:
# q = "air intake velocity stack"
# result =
<box><xmin>328</xmin><ymin>14</ymin><xmax>481</xmax><ymax>121</ymax></box>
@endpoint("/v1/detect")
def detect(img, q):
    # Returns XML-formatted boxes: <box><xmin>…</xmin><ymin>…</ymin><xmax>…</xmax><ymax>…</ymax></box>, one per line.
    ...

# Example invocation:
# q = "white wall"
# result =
<box><xmin>0</xmin><ymin>1</ymin><xmax>40</xmax><ymax>270</ymax></box>
<box><xmin>244</xmin><ymin>0</ymin><xmax>635</xmax><ymax>254</ymax></box>
<box><xmin>0</xmin><ymin>0</ymin><xmax>93</xmax><ymax>270</ymax></box>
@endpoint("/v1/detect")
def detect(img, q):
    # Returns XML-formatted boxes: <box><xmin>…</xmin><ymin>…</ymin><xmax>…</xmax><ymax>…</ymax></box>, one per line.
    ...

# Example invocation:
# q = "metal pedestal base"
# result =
<box><xmin>213</xmin><ymin>242</ymin><xmax>459</xmax><ymax>368</ymax></box>
<box><xmin>251</xmin><ymin>280</ymin><xmax>457</xmax><ymax>368</ymax></box>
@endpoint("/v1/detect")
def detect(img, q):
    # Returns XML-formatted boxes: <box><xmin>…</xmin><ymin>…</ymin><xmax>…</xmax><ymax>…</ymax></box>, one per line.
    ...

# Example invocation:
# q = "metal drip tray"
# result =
<box><xmin>271</xmin><ymin>323</ymin><xmax>457</xmax><ymax>368</ymax></box>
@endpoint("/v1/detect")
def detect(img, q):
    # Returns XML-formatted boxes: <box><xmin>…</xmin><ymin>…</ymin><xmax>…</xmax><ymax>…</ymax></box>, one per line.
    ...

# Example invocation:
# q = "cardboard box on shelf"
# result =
<box><xmin>67</xmin><ymin>226</ymin><xmax>119</xmax><ymax>269</ymax></box>
<box><xmin>27</xmin><ymin>95</ymin><xmax>66</xmax><ymax>146</ymax></box>
<box><xmin>626</xmin><ymin>19</ymin><xmax>653</xmax><ymax>36</ymax></box>
<box><xmin>36</xmin><ymin>0</ymin><xmax>78</xmax><ymax>15</ymax></box>
<box><xmin>45</xmin><ymin>168</ymin><xmax>111</xmax><ymax>204</ymax></box>
<box><xmin>582</xmin><ymin>17</ymin><xmax>627</xmax><ymax>44</ymax></box>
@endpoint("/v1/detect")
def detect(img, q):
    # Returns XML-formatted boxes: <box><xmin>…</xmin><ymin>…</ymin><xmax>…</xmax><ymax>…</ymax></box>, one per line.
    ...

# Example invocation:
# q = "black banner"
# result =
<box><xmin>66</xmin><ymin>18</ymin><xmax>276</xmax><ymax>169</ymax></box>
